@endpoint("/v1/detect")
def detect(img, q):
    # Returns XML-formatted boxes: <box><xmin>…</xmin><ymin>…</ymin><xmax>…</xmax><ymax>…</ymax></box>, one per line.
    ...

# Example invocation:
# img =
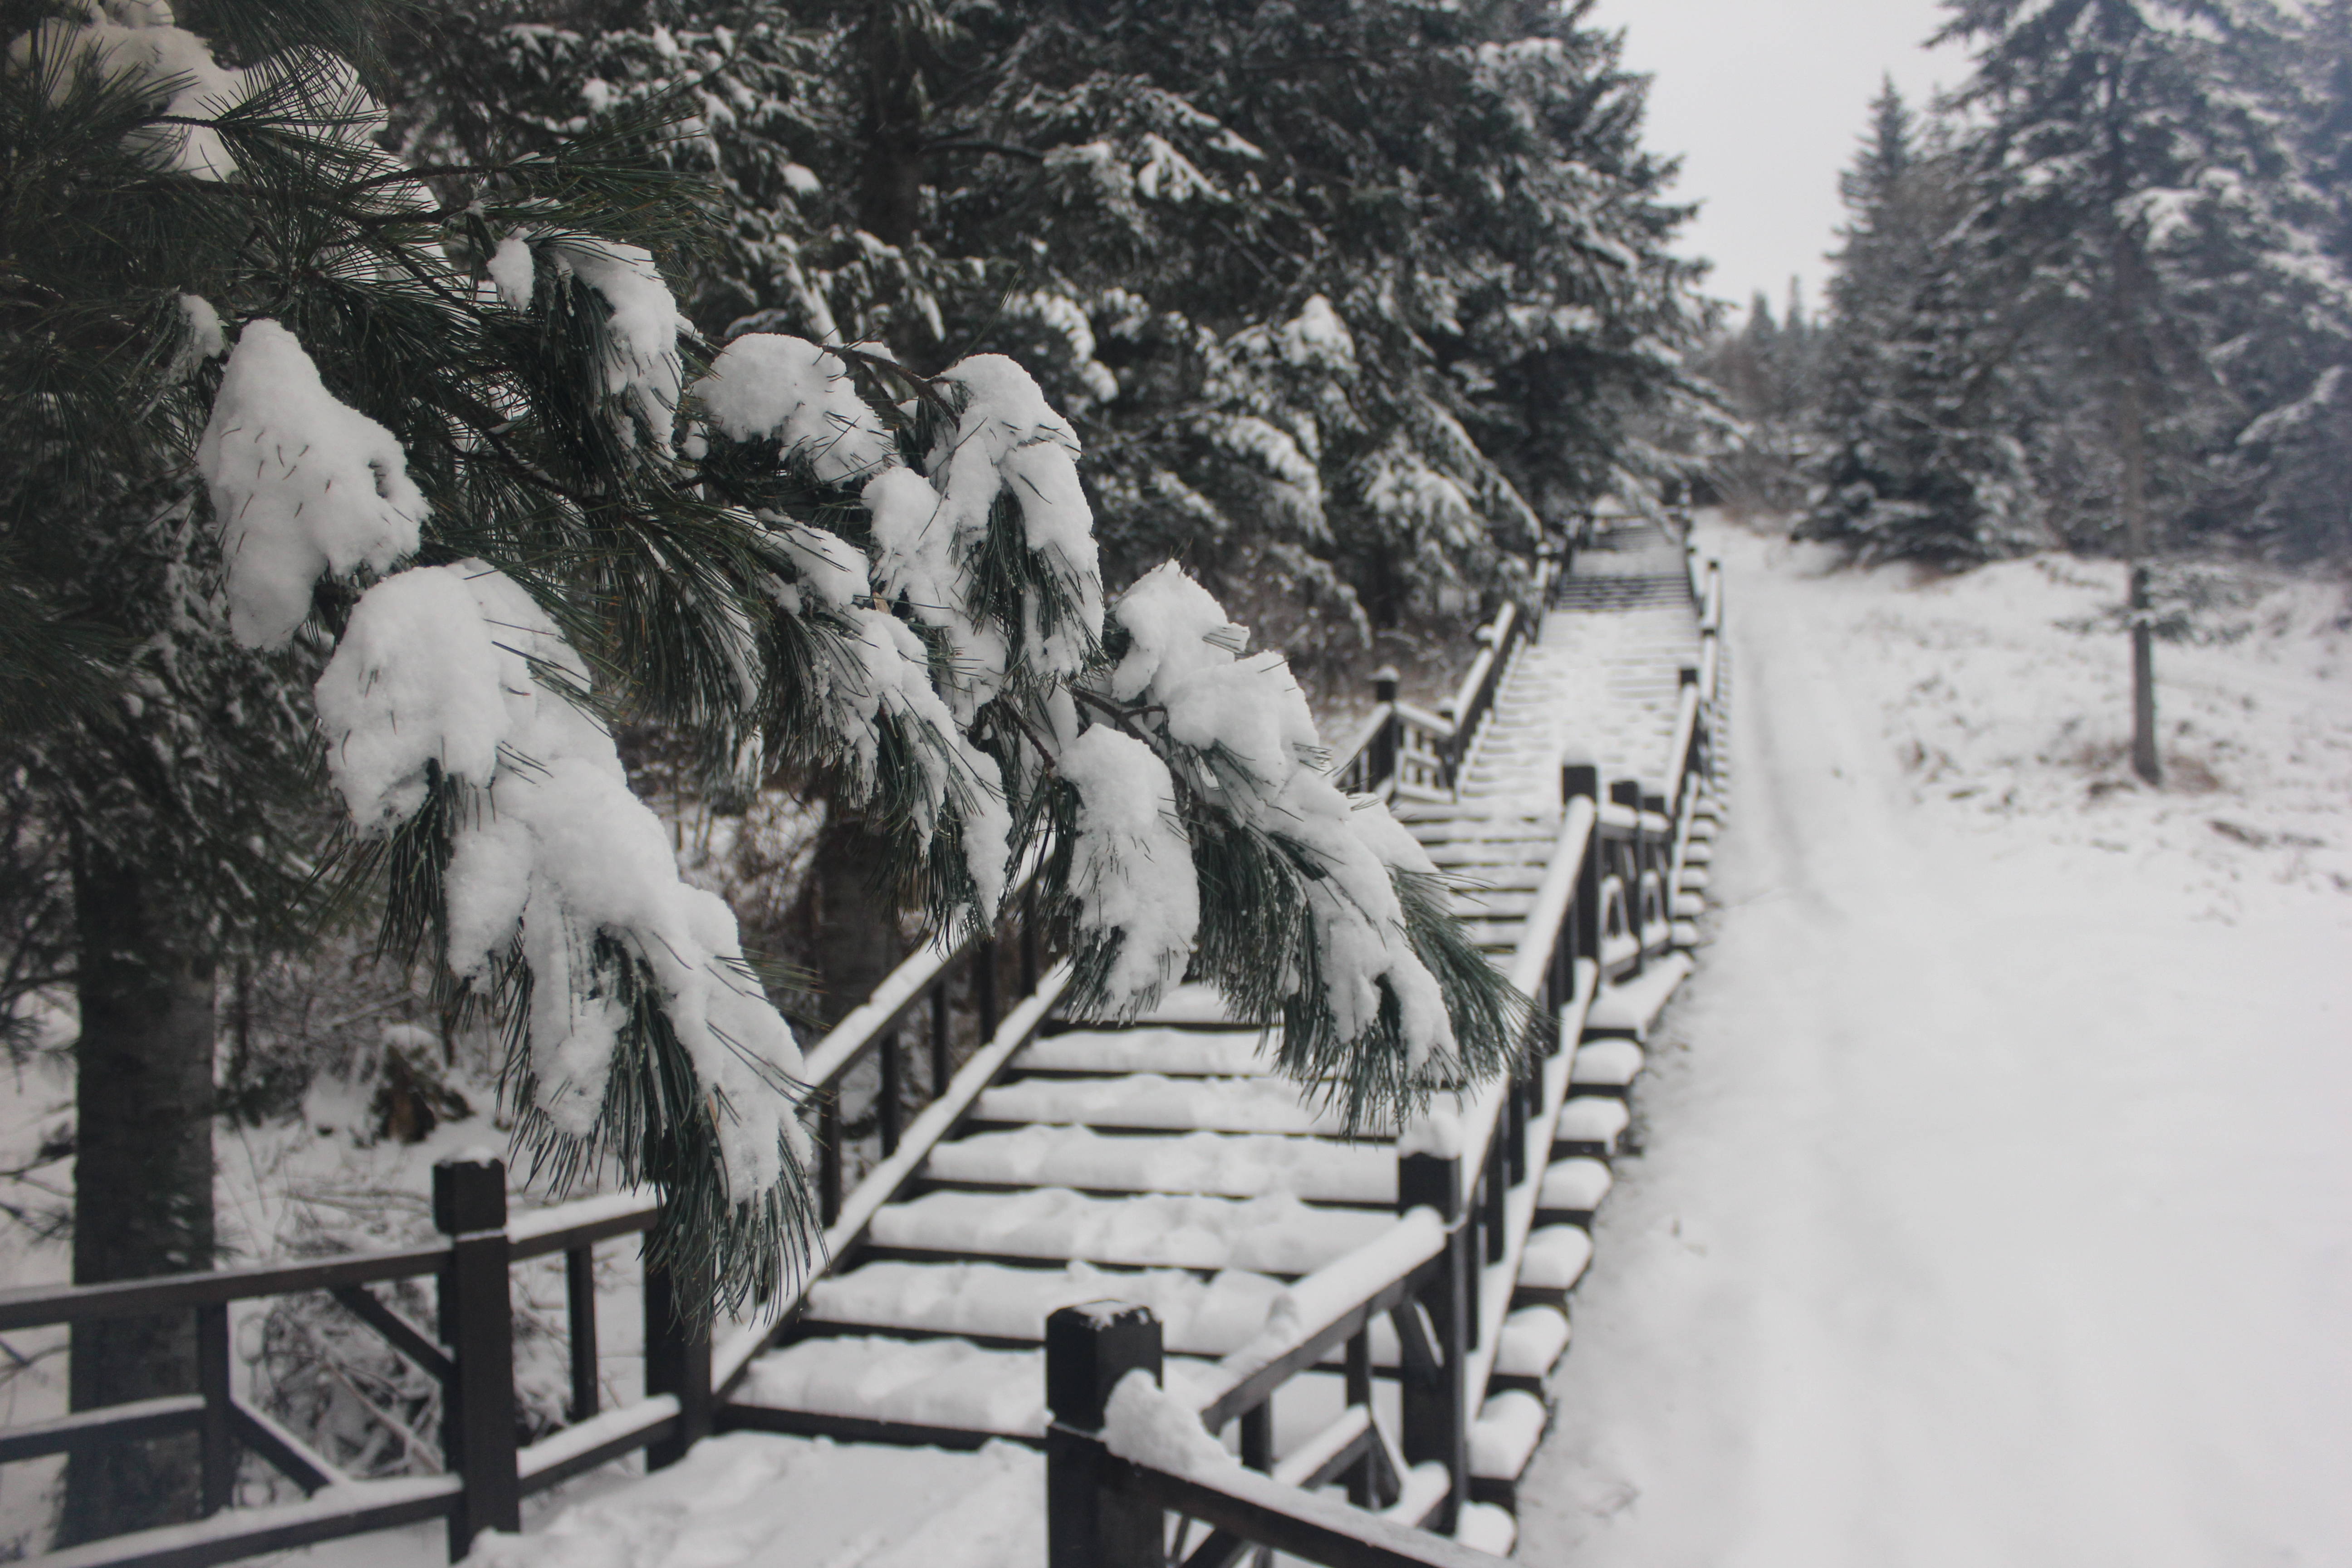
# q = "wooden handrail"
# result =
<box><xmin>1192</xmin><ymin>1208</ymin><xmax>1448</xmax><ymax>1430</ymax></box>
<box><xmin>1068</xmin><ymin>1432</ymin><xmax>1506</xmax><ymax>1568</ymax></box>
<box><xmin>715</xmin><ymin>965</ymin><xmax>1073</xmax><ymax>1395</ymax></box>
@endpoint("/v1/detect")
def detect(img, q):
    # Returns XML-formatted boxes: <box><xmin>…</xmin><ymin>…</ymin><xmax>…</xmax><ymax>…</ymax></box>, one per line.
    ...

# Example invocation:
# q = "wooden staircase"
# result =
<box><xmin>717</xmin><ymin>522</ymin><xmax>1728</xmax><ymax>1551</ymax></box>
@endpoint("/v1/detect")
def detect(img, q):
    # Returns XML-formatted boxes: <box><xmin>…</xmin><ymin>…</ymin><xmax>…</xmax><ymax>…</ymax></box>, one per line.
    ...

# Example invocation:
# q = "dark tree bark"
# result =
<box><xmin>2112</xmin><ymin>232</ymin><xmax>2163</xmax><ymax>787</ymax></box>
<box><xmin>858</xmin><ymin>0</ymin><xmax>927</xmax><ymax>252</ymax></box>
<box><xmin>809</xmin><ymin>809</ymin><xmax>902</xmax><ymax>1027</ymax></box>
<box><xmin>59</xmin><ymin>844</ymin><xmax>216</xmax><ymax>1544</ymax></box>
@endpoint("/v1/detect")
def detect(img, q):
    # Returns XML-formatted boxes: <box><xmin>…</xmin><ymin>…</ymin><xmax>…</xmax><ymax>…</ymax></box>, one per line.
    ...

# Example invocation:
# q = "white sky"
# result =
<box><xmin>1590</xmin><ymin>0</ymin><xmax>1970</xmax><ymax>318</ymax></box>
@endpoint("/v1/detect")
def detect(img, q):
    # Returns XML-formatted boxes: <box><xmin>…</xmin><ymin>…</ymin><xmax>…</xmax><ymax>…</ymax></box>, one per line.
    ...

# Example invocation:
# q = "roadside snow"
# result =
<box><xmin>1517</xmin><ymin>523</ymin><xmax>2352</xmax><ymax>1568</ymax></box>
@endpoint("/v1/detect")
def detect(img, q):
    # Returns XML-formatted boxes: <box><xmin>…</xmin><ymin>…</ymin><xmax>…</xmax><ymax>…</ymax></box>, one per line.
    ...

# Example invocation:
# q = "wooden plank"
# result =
<box><xmin>0</xmin><ymin>1396</ymin><xmax>202</xmax><ymax>1465</ymax></box>
<box><xmin>0</xmin><ymin>1245</ymin><xmax>451</xmax><ymax>1332</ymax></box>
<box><xmin>329</xmin><ymin>1286</ymin><xmax>452</xmax><ymax>1384</ymax></box>
<box><xmin>1078</xmin><ymin>1435</ymin><xmax>1507</xmax><ymax>1568</ymax></box>
<box><xmin>27</xmin><ymin>1477</ymin><xmax>459</xmax><ymax>1568</ymax></box>
<box><xmin>716</xmin><ymin>1402</ymin><xmax>1037</xmax><ymax>1451</ymax></box>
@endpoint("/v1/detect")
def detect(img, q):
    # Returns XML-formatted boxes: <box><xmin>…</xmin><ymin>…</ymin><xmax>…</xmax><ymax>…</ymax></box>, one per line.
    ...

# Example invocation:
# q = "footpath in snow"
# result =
<box><xmin>1517</xmin><ymin>523</ymin><xmax>2352</xmax><ymax>1568</ymax></box>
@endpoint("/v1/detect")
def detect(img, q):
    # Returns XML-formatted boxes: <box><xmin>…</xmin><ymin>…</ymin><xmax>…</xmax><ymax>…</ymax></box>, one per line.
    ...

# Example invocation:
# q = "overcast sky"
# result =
<box><xmin>1590</xmin><ymin>0</ymin><xmax>1969</xmax><ymax>319</ymax></box>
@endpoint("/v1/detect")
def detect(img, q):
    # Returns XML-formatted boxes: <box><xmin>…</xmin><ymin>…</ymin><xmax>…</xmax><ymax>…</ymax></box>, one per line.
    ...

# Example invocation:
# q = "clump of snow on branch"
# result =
<box><xmin>16</xmin><ymin>0</ymin><xmax>245</xmax><ymax>177</ymax></box>
<box><xmin>195</xmin><ymin>319</ymin><xmax>425</xmax><ymax>647</ymax></box>
<box><xmin>545</xmin><ymin>237</ymin><xmax>688</xmax><ymax>450</ymax></box>
<box><xmin>1059</xmin><ymin>725</ymin><xmax>1198</xmax><ymax>1009</ymax></box>
<box><xmin>1279</xmin><ymin>294</ymin><xmax>1357</xmax><ymax>371</ymax></box>
<box><xmin>1109</xmin><ymin>563</ymin><xmax>1456</xmax><ymax>1067</ymax></box>
<box><xmin>485</xmin><ymin>234</ymin><xmax>536</xmax><ymax>309</ymax></box>
<box><xmin>836</xmin><ymin>605</ymin><xmax>1014</xmax><ymax>917</ymax></box>
<box><xmin>315</xmin><ymin>563</ymin><xmax>809</xmax><ymax>1199</ymax></box>
<box><xmin>926</xmin><ymin>355</ymin><xmax>1105</xmax><ymax>683</ymax></box>
<box><xmin>691</xmin><ymin>333</ymin><xmax>895</xmax><ymax>484</ymax></box>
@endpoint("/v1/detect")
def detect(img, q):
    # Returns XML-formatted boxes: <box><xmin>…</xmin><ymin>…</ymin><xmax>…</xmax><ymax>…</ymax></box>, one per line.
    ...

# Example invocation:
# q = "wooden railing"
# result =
<box><xmin>0</xmin><ymin>1168</ymin><xmax>679</xmax><ymax>1568</ymax></box>
<box><xmin>10</xmin><ymin>542</ymin><xmax>1726</xmax><ymax>1566</ymax></box>
<box><xmin>1332</xmin><ymin>585</ymin><xmax>1540</xmax><ymax>802</ymax></box>
<box><xmin>1043</xmin><ymin>541</ymin><xmax>1730</xmax><ymax>1565</ymax></box>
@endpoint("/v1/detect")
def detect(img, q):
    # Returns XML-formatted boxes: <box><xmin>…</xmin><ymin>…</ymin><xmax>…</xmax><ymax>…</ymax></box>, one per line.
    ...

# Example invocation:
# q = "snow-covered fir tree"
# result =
<box><xmin>386</xmin><ymin>0</ymin><xmax>1707</xmax><ymax>674</ymax></box>
<box><xmin>1799</xmin><ymin>83</ymin><xmax>2042</xmax><ymax>564</ymax></box>
<box><xmin>1938</xmin><ymin>0</ymin><xmax>2352</xmax><ymax>777</ymax></box>
<box><xmin>0</xmin><ymin>0</ymin><xmax>1523</xmax><ymax>1534</ymax></box>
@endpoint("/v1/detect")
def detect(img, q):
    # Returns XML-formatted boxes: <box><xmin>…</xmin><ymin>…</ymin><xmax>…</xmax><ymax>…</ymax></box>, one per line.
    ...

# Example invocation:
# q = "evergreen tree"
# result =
<box><xmin>1937</xmin><ymin>0</ymin><xmax>2314</xmax><ymax>782</ymax></box>
<box><xmin>2</xmin><ymin>0</ymin><xmax>1522</xmax><ymax>1534</ymax></box>
<box><xmin>387</xmin><ymin>0</ymin><xmax>1706</xmax><ymax>670</ymax></box>
<box><xmin>1800</xmin><ymin>83</ymin><xmax>2041</xmax><ymax>563</ymax></box>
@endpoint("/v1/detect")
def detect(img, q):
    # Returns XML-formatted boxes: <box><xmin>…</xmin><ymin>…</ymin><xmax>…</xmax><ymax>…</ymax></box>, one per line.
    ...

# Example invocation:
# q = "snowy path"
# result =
<box><xmin>1517</xmin><ymin>529</ymin><xmax>2352</xmax><ymax>1567</ymax></box>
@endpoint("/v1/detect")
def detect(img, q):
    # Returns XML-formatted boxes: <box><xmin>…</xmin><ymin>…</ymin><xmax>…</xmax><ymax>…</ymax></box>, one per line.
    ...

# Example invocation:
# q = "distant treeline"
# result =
<box><xmin>1695</xmin><ymin>0</ymin><xmax>2352</xmax><ymax>569</ymax></box>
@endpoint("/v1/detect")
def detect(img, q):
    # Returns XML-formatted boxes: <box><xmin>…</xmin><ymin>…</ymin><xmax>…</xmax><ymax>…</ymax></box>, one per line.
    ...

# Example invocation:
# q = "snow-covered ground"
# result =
<box><xmin>1518</xmin><ymin>522</ymin><xmax>2352</xmax><ymax>1567</ymax></box>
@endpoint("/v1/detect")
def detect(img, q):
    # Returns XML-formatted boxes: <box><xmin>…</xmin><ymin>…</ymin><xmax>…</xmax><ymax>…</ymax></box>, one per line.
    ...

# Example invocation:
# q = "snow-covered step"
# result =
<box><xmin>1492</xmin><ymin>1305</ymin><xmax>1572</xmax><ymax>1388</ymax></box>
<box><xmin>803</xmin><ymin>1259</ymin><xmax>1291</xmax><ymax>1353</ymax></box>
<box><xmin>1515</xmin><ymin>1226</ymin><xmax>1595</xmax><ymax>1303</ymax></box>
<box><xmin>1469</xmin><ymin>1389</ymin><xmax>1550</xmax><ymax>1502</ymax></box>
<box><xmin>1553</xmin><ymin>1096</ymin><xmax>1631</xmax><ymax>1159</ymax></box>
<box><xmin>1682</xmin><ymin>840</ymin><xmax>1714</xmax><ymax>864</ymax></box>
<box><xmin>867</xmin><ymin>1187</ymin><xmax>1390</xmax><ymax>1274</ymax></box>
<box><xmin>1535</xmin><ymin>1157</ymin><xmax>1612</xmax><ymax>1223</ymax></box>
<box><xmin>1014</xmin><ymin>1028</ymin><xmax>1275</xmax><ymax>1078</ymax></box>
<box><xmin>970</xmin><ymin>1072</ymin><xmax>1348</xmax><ymax>1136</ymax></box>
<box><xmin>923</xmin><ymin>1124</ymin><xmax>1393</xmax><ymax>1205</ymax></box>
<box><xmin>1585</xmin><ymin>951</ymin><xmax>1693</xmax><ymax>1040</ymax></box>
<box><xmin>1570</xmin><ymin>1038</ymin><xmax>1644</xmax><ymax>1093</ymax></box>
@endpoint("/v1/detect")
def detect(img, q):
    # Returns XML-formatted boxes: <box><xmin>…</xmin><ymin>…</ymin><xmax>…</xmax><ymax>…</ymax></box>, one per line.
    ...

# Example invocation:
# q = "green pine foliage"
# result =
<box><xmin>4</xmin><ymin>0</ymin><xmax>1545</xmax><ymax>1330</ymax></box>
<box><xmin>384</xmin><ymin>0</ymin><xmax>1709</xmax><ymax>678</ymax></box>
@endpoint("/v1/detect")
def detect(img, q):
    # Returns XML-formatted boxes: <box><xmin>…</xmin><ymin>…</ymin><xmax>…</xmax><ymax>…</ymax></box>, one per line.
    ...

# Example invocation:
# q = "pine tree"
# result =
<box><xmin>1937</xmin><ymin>0</ymin><xmax>2314</xmax><ymax>782</ymax></box>
<box><xmin>3</xmin><ymin>0</ymin><xmax>1524</xmax><ymax>1535</ymax></box>
<box><xmin>1800</xmin><ymin>83</ymin><xmax>2042</xmax><ymax>564</ymax></box>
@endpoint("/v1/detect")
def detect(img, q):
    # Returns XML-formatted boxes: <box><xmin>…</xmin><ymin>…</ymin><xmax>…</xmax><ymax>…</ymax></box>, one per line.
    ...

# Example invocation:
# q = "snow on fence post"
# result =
<box><xmin>644</xmin><ymin>1258</ymin><xmax>713</xmax><ymax>1470</ymax></box>
<box><xmin>1045</xmin><ymin>1303</ymin><xmax>1166</xmax><ymax>1568</ymax></box>
<box><xmin>432</xmin><ymin>1157</ymin><xmax>520</xmax><ymax>1558</ymax></box>
<box><xmin>1394</xmin><ymin>1154</ymin><xmax>1469</xmax><ymax>1534</ymax></box>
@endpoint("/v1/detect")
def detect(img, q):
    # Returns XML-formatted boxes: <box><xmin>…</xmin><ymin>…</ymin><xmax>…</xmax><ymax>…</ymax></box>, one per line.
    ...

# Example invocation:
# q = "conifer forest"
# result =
<box><xmin>0</xmin><ymin>2</ymin><xmax>2346</xmax><ymax>1563</ymax></box>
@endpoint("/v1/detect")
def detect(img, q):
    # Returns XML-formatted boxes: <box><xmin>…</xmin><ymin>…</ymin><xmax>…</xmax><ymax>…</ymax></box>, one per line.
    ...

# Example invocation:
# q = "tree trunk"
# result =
<box><xmin>59</xmin><ymin>844</ymin><xmax>216</xmax><ymax>1545</ymax></box>
<box><xmin>810</xmin><ymin>810</ymin><xmax>903</xmax><ymax>1027</ymax></box>
<box><xmin>858</xmin><ymin>0</ymin><xmax>927</xmax><ymax>253</ymax></box>
<box><xmin>2115</xmin><ymin>323</ymin><xmax>2162</xmax><ymax>787</ymax></box>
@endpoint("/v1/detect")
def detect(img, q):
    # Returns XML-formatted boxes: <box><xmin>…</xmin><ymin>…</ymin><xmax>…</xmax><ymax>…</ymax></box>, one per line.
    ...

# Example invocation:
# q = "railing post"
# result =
<box><xmin>1045</xmin><ymin>1303</ymin><xmax>1164</xmax><ymax>1568</ymax></box>
<box><xmin>644</xmin><ymin>1257</ymin><xmax>713</xmax><ymax>1470</ymax></box>
<box><xmin>931</xmin><ymin>983</ymin><xmax>952</xmax><ymax>1097</ymax></box>
<box><xmin>1370</xmin><ymin>666</ymin><xmax>1400</xmax><ymax>788</ymax></box>
<box><xmin>564</xmin><ymin>1245</ymin><xmax>599</xmax><ymax>1422</ymax></box>
<box><xmin>433</xmin><ymin>1157</ymin><xmax>519</xmax><ymax>1559</ymax></box>
<box><xmin>1565</xmin><ymin>761</ymin><xmax>1601</xmax><ymax>967</ymax></box>
<box><xmin>975</xmin><ymin>934</ymin><xmax>1000</xmax><ymax>1039</ymax></box>
<box><xmin>1397</xmin><ymin>1153</ymin><xmax>1469</xmax><ymax>1534</ymax></box>
<box><xmin>196</xmin><ymin>1302</ymin><xmax>233</xmax><ymax>1516</ymax></box>
<box><xmin>1610</xmin><ymin>779</ymin><xmax>1645</xmax><ymax>974</ymax></box>
<box><xmin>879</xmin><ymin>1027</ymin><xmax>902</xmax><ymax>1156</ymax></box>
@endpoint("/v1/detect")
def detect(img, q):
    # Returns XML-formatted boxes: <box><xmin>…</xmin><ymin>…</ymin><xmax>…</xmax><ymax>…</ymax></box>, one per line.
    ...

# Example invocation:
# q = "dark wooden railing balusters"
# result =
<box><xmin>879</xmin><ymin>1027</ymin><xmax>902</xmax><ymax>1157</ymax></box>
<box><xmin>196</xmin><ymin>1300</ymin><xmax>234</xmax><ymax>1516</ymax></box>
<box><xmin>434</xmin><ymin>1158</ymin><xmax>520</xmax><ymax>1558</ymax></box>
<box><xmin>1396</xmin><ymin>1152</ymin><xmax>1469</xmax><ymax>1536</ymax></box>
<box><xmin>976</xmin><ymin>934</ymin><xmax>999</xmax><ymax>1039</ymax></box>
<box><xmin>1344</xmin><ymin>1329</ymin><xmax>1375</xmax><ymax>1507</ymax></box>
<box><xmin>565</xmin><ymin>1244</ymin><xmax>599</xmax><ymax>1422</ymax></box>
<box><xmin>818</xmin><ymin>1094</ymin><xmax>843</xmax><ymax>1226</ymax></box>
<box><xmin>644</xmin><ymin>1258</ymin><xmax>712</xmax><ymax>1471</ymax></box>
<box><xmin>931</xmin><ymin>983</ymin><xmax>952</xmax><ymax>1095</ymax></box>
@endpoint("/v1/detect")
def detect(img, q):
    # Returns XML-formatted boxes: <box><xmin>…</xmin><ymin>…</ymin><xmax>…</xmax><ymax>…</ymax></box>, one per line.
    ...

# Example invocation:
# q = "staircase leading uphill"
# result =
<box><xmin>713</xmin><ymin>521</ymin><xmax>1729</xmax><ymax>1560</ymax></box>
